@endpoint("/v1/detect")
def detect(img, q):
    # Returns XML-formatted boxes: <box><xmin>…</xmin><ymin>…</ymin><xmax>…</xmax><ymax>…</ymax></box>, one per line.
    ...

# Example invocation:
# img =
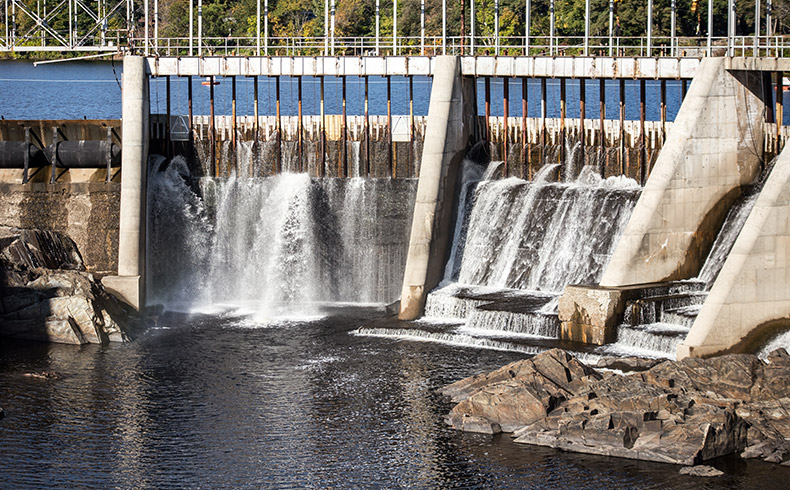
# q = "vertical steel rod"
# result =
<box><xmin>525</xmin><ymin>0</ymin><xmax>530</xmax><ymax>55</ymax></box>
<box><xmin>365</xmin><ymin>76</ymin><xmax>370</xmax><ymax>177</ymax></box>
<box><xmin>660</xmin><ymin>79</ymin><xmax>667</xmax><ymax>143</ymax></box>
<box><xmin>639</xmin><ymin>79</ymin><xmax>646</xmax><ymax>183</ymax></box>
<box><xmin>778</xmin><ymin>72</ymin><xmax>784</xmax><ymax>152</ymax></box>
<box><xmin>232</xmin><ymin>77</ymin><xmax>237</xmax><ymax>160</ymax></box>
<box><xmin>599</xmin><ymin>78</ymin><xmax>606</xmax><ymax>177</ymax></box>
<box><xmin>387</xmin><ymin>75</ymin><xmax>393</xmax><ymax>177</ymax></box>
<box><xmin>342</xmin><ymin>76</ymin><xmax>347</xmax><ymax>177</ymax></box>
<box><xmin>619</xmin><ymin>78</ymin><xmax>625</xmax><ymax>176</ymax></box>
<box><xmin>320</xmin><ymin>76</ymin><xmax>326</xmax><ymax>177</ymax></box>
<box><xmin>210</xmin><ymin>75</ymin><xmax>216</xmax><ymax>177</ymax></box>
<box><xmin>166</xmin><ymin>75</ymin><xmax>171</xmax><ymax>158</ymax></box>
<box><xmin>503</xmin><ymin>78</ymin><xmax>509</xmax><ymax>174</ymax></box>
<box><xmin>189</xmin><ymin>0</ymin><xmax>193</xmax><ymax>55</ymax></box>
<box><xmin>276</xmin><ymin>76</ymin><xmax>281</xmax><ymax>173</ymax></box>
<box><xmin>253</xmin><ymin>76</ymin><xmax>258</xmax><ymax>177</ymax></box>
<box><xmin>187</xmin><ymin>76</ymin><xmax>193</xmax><ymax>142</ymax></box>
<box><xmin>298</xmin><ymin>76</ymin><xmax>303</xmax><ymax>173</ymax></box>
<box><xmin>522</xmin><ymin>77</ymin><xmax>528</xmax><ymax>178</ymax></box>
<box><xmin>409</xmin><ymin>76</ymin><xmax>414</xmax><ymax>176</ymax></box>
<box><xmin>485</xmin><ymin>77</ymin><xmax>491</xmax><ymax>147</ymax></box>
<box><xmin>541</xmin><ymin>77</ymin><xmax>547</xmax><ymax>164</ymax></box>
<box><xmin>579</xmin><ymin>79</ymin><xmax>586</xmax><ymax>169</ymax></box>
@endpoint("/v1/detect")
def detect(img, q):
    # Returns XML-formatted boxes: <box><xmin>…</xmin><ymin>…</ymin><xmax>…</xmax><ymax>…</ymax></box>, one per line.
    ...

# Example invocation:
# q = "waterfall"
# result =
<box><xmin>147</xmin><ymin>156</ymin><xmax>417</xmax><ymax>316</ymax></box>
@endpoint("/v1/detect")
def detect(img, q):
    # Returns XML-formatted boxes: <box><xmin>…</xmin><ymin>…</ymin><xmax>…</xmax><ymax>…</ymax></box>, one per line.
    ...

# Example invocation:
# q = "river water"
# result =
<box><xmin>2</xmin><ymin>310</ymin><xmax>788</xmax><ymax>489</ymax></box>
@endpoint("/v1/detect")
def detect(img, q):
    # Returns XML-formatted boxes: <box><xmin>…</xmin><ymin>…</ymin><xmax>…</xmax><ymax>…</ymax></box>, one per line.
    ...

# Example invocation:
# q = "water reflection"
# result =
<box><xmin>1</xmin><ymin>311</ymin><xmax>788</xmax><ymax>489</ymax></box>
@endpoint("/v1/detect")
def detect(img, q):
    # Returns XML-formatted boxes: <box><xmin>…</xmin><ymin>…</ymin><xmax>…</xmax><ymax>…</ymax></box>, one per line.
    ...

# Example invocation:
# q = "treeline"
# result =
<box><xmin>153</xmin><ymin>0</ymin><xmax>790</xmax><ymax>40</ymax></box>
<box><xmin>4</xmin><ymin>0</ymin><xmax>790</xmax><ymax>47</ymax></box>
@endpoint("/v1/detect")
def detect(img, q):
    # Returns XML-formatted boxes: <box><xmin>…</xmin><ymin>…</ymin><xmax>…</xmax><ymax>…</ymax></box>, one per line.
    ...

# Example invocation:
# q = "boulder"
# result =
<box><xmin>440</xmin><ymin>348</ymin><xmax>790</xmax><ymax>467</ymax></box>
<box><xmin>1</xmin><ymin>227</ymin><xmax>132</xmax><ymax>345</ymax></box>
<box><xmin>442</xmin><ymin>349</ymin><xmax>601</xmax><ymax>432</ymax></box>
<box><xmin>596</xmin><ymin>356</ymin><xmax>664</xmax><ymax>372</ymax></box>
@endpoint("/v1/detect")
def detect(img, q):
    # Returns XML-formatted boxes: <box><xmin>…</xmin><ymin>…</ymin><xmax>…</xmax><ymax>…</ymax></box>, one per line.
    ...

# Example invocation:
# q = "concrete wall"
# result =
<box><xmin>0</xmin><ymin>182</ymin><xmax>120</xmax><ymax>274</ymax></box>
<box><xmin>600</xmin><ymin>58</ymin><xmax>765</xmax><ymax>287</ymax></box>
<box><xmin>399</xmin><ymin>56</ymin><xmax>476</xmax><ymax>320</ymax></box>
<box><xmin>678</xmin><ymin>145</ymin><xmax>790</xmax><ymax>358</ymax></box>
<box><xmin>102</xmin><ymin>56</ymin><xmax>149</xmax><ymax>310</ymax></box>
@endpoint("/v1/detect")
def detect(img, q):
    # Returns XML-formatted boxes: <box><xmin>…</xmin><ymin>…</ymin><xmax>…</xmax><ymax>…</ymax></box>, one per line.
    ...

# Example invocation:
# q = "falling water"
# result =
<box><xmin>147</xmin><ymin>156</ymin><xmax>417</xmax><ymax>316</ymax></box>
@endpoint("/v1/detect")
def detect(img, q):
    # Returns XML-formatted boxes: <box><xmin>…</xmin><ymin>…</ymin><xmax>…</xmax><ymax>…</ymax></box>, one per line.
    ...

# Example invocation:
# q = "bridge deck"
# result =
<box><xmin>147</xmin><ymin>56</ymin><xmax>705</xmax><ymax>79</ymax></box>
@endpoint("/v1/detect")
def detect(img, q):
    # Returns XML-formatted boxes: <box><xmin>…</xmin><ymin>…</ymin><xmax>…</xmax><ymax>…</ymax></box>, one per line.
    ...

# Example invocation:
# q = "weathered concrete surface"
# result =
<box><xmin>0</xmin><ymin>182</ymin><xmax>119</xmax><ymax>274</ymax></box>
<box><xmin>678</xmin><ymin>143</ymin><xmax>790</xmax><ymax>359</ymax></box>
<box><xmin>443</xmin><ymin>348</ymin><xmax>790</xmax><ymax>467</ymax></box>
<box><xmin>398</xmin><ymin>56</ymin><xmax>476</xmax><ymax>320</ymax></box>
<box><xmin>600</xmin><ymin>57</ymin><xmax>765</xmax><ymax>287</ymax></box>
<box><xmin>558</xmin><ymin>285</ymin><xmax>625</xmax><ymax>345</ymax></box>
<box><xmin>104</xmin><ymin>55</ymin><xmax>149</xmax><ymax>310</ymax></box>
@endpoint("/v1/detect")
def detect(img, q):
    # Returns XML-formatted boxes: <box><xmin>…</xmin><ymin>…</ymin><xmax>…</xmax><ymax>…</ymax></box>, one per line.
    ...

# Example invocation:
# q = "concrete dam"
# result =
<box><xmin>2</xmin><ymin>54</ymin><xmax>790</xmax><ymax>362</ymax></box>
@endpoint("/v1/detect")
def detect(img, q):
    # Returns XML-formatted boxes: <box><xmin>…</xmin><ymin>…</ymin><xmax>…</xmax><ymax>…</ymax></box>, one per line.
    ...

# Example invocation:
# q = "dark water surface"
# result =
<box><xmin>1</xmin><ymin>308</ymin><xmax>788</xmax><ymax>489</ymax></box>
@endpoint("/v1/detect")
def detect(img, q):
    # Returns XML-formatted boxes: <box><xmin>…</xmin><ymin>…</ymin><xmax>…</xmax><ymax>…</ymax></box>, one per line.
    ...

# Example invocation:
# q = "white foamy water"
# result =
<box><xmin>147</xmin><ymin>156</ymin><xmax>417</xmax><ymax>315</ymax></box>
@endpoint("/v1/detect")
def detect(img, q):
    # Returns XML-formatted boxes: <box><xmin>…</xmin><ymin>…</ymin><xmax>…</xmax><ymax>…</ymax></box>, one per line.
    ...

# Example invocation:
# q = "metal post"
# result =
<box><xmin>324</xmin><ymin>0</ymin><xmax>328</xmax><ymax>55</ymax></box>
<box><xmin>471</xmin><ymin>0</ymin><xmax>475</xmax><ymax>54</ymax></box>
<box><xmin>189</xmin><ymin>0</ymin><xmax>193</xmax><ymax>55</ymax></box>
<box><xmin>522</xmin><ymin>77</ymin><xmax>528</xmax><ymax>178</ymax></box>
<box><xmin>154</xmin><ymin>0</ymin><xmax>158</xmax><ymax>53</ymax></box>
<box><xmin>608</xmin><ymin>0</ymin><xmax>614</xmax><ymax>56</ymax></box>
<box><xmin>264</xmin><ymin>0</ymin><xmax>268</xmax><ymax>55</ymax></box>
<box><xmin>619</xmin><ymin>79</ymin><xmax>625</xmax><ymax>175</ymax></box>
<box><xmin>409</xmin><ymin>76</ymin><xmax>414</xmax><ymax>175</ymax></box>
<box><xmin>495</xmin><ymin>0</ymin><xmax>499</xmax><ymax>55</ymax></box>
<box><xmin>232</xmin><ymin>77</ymin><xmax>237</xmax><ymax>167</ymax></box>
<box><xmin>525</xmin><ymin>0</ymin><xmax>530</xmax><ymax>55</ymax></box>
<box><xmin>755</xmin><ymin>0</ymin><xmax>760</xmax><ymax>55</ymax></box>
<box><xmin>387</xmin><ymin>76</ymin><xmax>393</xmax><ymax>177</ymax></box>
<box><xmin>671</xmin><ymin>0</ymin><xmax>676</xmax><ymax>56</ymax></box>
<box><xmin>540</xmin><ymin>77</ymin><xmax>547</xmax><ymax>164</ymax></box>
<box><xmin>647</xmin><ymin>0</ymin><xmax>652</xmax><ymax>57</ymax></box>
<box><xmin>376</xmin><ymin>0</ymin><xmax>380</xmax><ymax>55</ymax></box>
<box><xmin>777</xmin><ymin>72</ymin><xmax>784</xmax><ymax>152</ymax></box>
<box><xmin>584</xmin><ymin>0</ymin><xmax>590</xmax><ymax>56</ymax></box>
<box><xmin>767</xmin><ymin>0</ymin><xmax>773</xmax><ymax>54</ymax></box>
<box><xmin>329</xmin><ymin>0</ymin><xmax>336</xmax><ymax>56</ymax></box>
<box><xmin>144</xmin><ymin>0</ymin><xmax>148</xmax><ymax>55</ymax></box>
<box><xmin>727</xmin><ymin>0</ymin><xmax>735</xmax><ymax>56</ymax></box>
<box><xmin>550</xmin><ymin>0</ymin><xmax>555</xmax><ymax>55</ymax></box>
<box><xmin>503</xmin><ymin>77</ymin><xmax>509</xmax><ymax>173</ymax></box>
<box><xmin>639</xmin><ymin>79</ymin><xmax>646</xmax><ymax>182</ymax></box>
<box><xmin>188</xmin><ymin>77</ymin><xmax>193</xmax><ymax>144</ymax></box>
<box><xmin>342</xmin><ymin>76</ymin><xmax>347</xmax><ymax>177</ymax></box>
<box><xmin>442</xmin><ymin>0</ymin><xmax>447</xmax><ymax>55</ymax></box>
<box><xmin>210</xmin><ymin>76</ymin><xmax>216</xmax><ymax>177</ymax></box>
<box><xmin>331</xmin><ymin>0</ymin><xmax>335</xmax><ymax>55</ymax></box>
<box><xmin>599</xmin><ymin>78</ymin><xmax>606</xmax><ymax>177</ymax></box>
<box><xmin>707</xmin><ymin>0</ymin><xmax>713</xmax><ymax>56</ymax></box>
<box><xmin>560</xmin><ymin>78</ymin><xmax>566</xmax><ymax>166</ymax></box>
<box><xmin>320</xmin><ymin>76</ymin><xmax>325</xmax><ymax>176</ymax></box>
<box><xmin>660</xmin><ymin>79</ymin><xmax>667</xmax><ymax>143</ymax></box>
<box><xmin>254</xmin><ymin>76</ymin><xmax>259</xmax><ymax>152</ymax></box>
<box><xmin>485</xmin><ymin>77</ymin><xmax>491</xmax><ymax>145</ymax></box>
<box><xmin>165</xmin><ymin>76</ymin><xmax>171</xmax><ymax>158</ymax></box>
<box><xmin>421</xmin><ymin>0</ymin><xmax>425</xmax><ymax>55</ymax></box>
<box><xmin>393</xmin><ymin>0</ymin><xmax>398</xmax><ymax>55</ymax></box>
<box><xmin>580</xmin><ymin>79</ymin><xmax>585</xmax><ymax>168</ymax></box>
<box><xmin>365</xmin><ymin>76</ymin><xmax>370</xmax><ymax>176</ymax></box>
<box><xmin>276</xmin><ymin>76</ymin><xmax>281</xmax><ymax>173</ymax></box>
<box><xmin>256</xmin><ymin>0</ymin><xmax>260</xmax><ymax>55</ymax></box>
<box><xmin>298</xmin><ymin>76</ymin><xmax>303</xmax><ymax>172</ymax></box>
<box><xmin>198</xmin><ymin>0</ymin><xmax>202</xmax><ymax>56</ymax></box>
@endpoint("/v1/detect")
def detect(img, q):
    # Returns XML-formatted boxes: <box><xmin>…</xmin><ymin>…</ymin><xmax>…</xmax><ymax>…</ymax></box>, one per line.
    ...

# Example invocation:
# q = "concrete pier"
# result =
<box><xmin>398</xmin><ymin>56</ymin><xmax>476</xmax><ymax>320</ymax></box>
<box><xmin>600</xmin><ymin>57</ymin><xmax>765</xmax><ymax>287</ymax></box>
<box><xmin>679</xmin><ymin>144</ymin><xmax>790</xmax><ymax>358</ymax></box>
<box><xmin>102</xmin><ymin>56</ymin><xmax>149</xmax><ymax>310</ymax></box>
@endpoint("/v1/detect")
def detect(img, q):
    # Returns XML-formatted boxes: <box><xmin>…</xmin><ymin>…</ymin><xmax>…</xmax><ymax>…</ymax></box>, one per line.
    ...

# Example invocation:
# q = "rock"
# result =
<box><xmin>1</xmin><ymin>227</ymin><xmax>133</xmax><ymax>345</ymax></box>
<box><xmin>445</xmin><ymin>413</ymin><xmax>502</xmax><ymax>434</ymax></box>
<box><xmin>442</xmin><ymin>349</ymin><xmax>601</xmax><ymax>432</ymax></box>
<box><xmin>596</xmin><ymin>356</ymin><xmax>664</xmax><ymax>372</ymax></box>
<box><xmin>441</xmin><ymin>348</ymin><xmax>790</xmax><ymax>466</ymax></box>
<box><xmin>679</xmin><ymin>465</ymin><xmax>724</xmax><ymax>477</ymax></box>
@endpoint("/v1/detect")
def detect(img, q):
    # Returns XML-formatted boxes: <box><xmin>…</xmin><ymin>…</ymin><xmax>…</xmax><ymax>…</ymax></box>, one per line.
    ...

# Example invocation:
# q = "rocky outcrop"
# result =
<box><xmin>1</xmin><ymin>226</ymin><xmax>133</xmax><ymax>344</ymax></box>
<box><xmin>442</xmin><ymin>348</ymin><xmax>790</xmax><ymax>467</ymax></box>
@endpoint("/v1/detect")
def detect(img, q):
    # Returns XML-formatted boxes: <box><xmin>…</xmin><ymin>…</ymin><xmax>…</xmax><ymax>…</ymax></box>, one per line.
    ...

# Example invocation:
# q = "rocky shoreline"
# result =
<box><xmin>0</xmin><ymin>226</ymin><xmax>135</xmax><ymax>344</ymax></box>
<box><xmin>441</xmin><ymin>348</ymin><xmax>790</xmax><ymax>468</ymax></box>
